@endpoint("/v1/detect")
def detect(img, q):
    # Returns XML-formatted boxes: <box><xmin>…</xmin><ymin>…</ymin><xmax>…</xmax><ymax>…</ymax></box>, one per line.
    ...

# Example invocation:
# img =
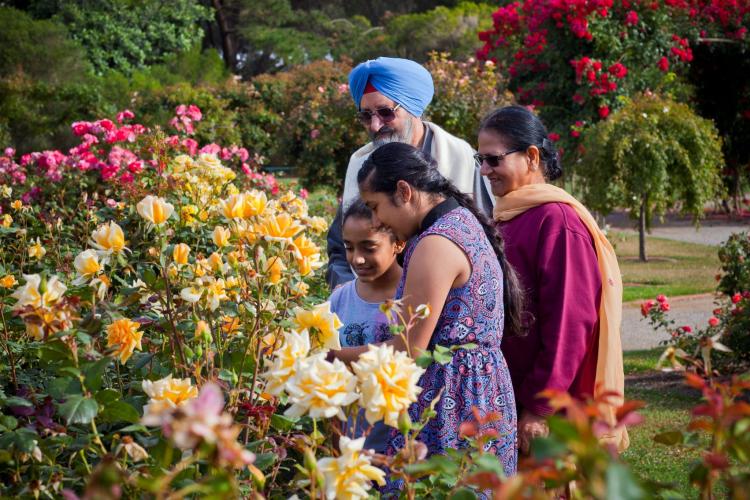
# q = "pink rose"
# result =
<box><xmin>4</xmin><ymin>147</ymin><xmax>15</xmax><ymax>157</ymax></box>
<box><xmin>708</xmin><ymin>316</ymin><xmax>720</xmax><ymax>327</ymax></box>
<box><xmin>310</xmin><ymin>129</ymin><xmax>320</xmax><ymax>139</ymax></box>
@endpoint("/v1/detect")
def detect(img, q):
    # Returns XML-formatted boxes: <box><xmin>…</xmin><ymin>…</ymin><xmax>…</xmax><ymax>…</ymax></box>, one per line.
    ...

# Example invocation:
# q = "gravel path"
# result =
<box><xmin>621</xmin><ymin>293</ymin><xmax>719</xmax><ymax>351</ymax></box>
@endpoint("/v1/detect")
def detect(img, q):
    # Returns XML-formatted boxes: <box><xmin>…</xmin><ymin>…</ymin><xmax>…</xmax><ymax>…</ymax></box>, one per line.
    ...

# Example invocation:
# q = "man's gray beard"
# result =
<box><xmin>371</xmin><ymin>117</ymin><xmax>414</xmax><ymax>148</ymax></box>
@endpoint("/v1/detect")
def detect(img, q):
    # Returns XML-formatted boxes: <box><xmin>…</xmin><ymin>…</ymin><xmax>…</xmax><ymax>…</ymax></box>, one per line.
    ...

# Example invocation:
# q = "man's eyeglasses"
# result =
<box><xmin>357</xmin><ymin>104</ymin><xmax>401</xmax><ymax>125</ymax></box>
<box><xmin>474</xmin><ymin>149</ymin><xmax>523</xmax><ymax>167</ymax></box>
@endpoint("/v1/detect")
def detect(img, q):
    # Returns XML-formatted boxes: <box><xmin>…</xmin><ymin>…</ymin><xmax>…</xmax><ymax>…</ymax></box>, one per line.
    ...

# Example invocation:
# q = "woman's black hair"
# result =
<box><xmin>342</xmin><ymin>198</ymin><xmax>395</xmax><ymax>240</ymax></box>
<box><xmin>479</xmin><ymin>105</ymin><xmax>562</xmax><ymax>181</ymax></box>
<box><xmin>357</xmin><ymin>142</ymin><xmax>525</xmax><ymax>337</ymax></box>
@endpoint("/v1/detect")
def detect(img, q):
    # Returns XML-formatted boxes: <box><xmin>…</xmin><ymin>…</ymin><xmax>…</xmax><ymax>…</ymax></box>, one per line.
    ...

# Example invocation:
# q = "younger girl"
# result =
<box><xmin>329</xmin><ymin>199</ymin><xmax>404</xmax><ymax>452</ymax></box>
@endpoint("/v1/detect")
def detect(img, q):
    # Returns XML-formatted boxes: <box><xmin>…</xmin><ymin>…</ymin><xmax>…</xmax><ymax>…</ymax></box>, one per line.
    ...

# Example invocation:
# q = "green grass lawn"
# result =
<box><xmin>610</xmin><ymin>232</ymin><xmax>720</xmax><ymax>303</ymax></box>
<box><xmin>622</xmin><ymin>349</ymin><xmax>707</xmax><ymax>498</ymax></box>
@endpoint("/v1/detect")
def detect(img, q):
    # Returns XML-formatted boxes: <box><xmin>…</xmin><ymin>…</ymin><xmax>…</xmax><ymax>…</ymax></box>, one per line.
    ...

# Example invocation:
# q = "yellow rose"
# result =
<box><xmin>11</xmin><ymin>200</ymin><xmax>23</xmax><ymax>211</ymax></box>
<box><xmin>1</xmin><ymin>214</ymin><xmax>12</xmax><ymax>228</ymax></box>
<box><xmin>90</xmin><ymin>221</ymin><xmax>126</xmax><ymax>254</ymax></box>
<box><xmin>207</xmin><ymin>252</ymin><xmax>225</xmax><ymax>273</ymax></box>
<box><xmin>351</xmin><ymin>344</ymin><xmax>425</xmax><ymax>428</ymax></box>
<box><xmin>292</xmin><ymin>302</ymin><xmax>343</xmax><ymax>350</ymax></box>
<box><xmin>256</xmin><ymin>213</ymin><xmax>303</xmax><ymax>243</ymax></box>
<box><xmin>263</xmin><ymin>330</ymin><xmax>311</xmax><ymax>395</ymax></box>
<box><xmin>137</xmin><ymin>195</ymin><xmax>174</xmax><ymax>225</ymax></box>
<box><xmin>212</xmin><ymin>226</ymin><xmax>231</xmax><ymax>248</ymax></box>
<box><xmin>284</xmin><ymin>352</ymin><xmax>358</xmax><ymax>420</ymax></box>
<box><xmin>264</xmin><ymin>256</ymin><xmax>286</xmax><ymax>285</ymax></box>
<box><xmin>194</xmin><ymin>320</ymin><xmax>211</xmax><ymax>339</ymax></box>
<box><xmin>13</xmin><ymin>275</ymin><xmax>67</xmax><ymax>309</ymax></box>
<box><xmin>173</xmin><ymin>243</ymin><xmax>190</xmax><ymax>265</ymax></box>
<box><xmin>221</xmin><ymin>191</ymin><xmax>267</xmax><ymax>220</ymax></box>
<box><xmin>318</xmin><ymin>437</ymin><xmax>386</xmax><ymax>499</ymax></box>
<box><xmin>141</xmin><ymin>374</ymin><xmax>198</xmax><ymax>426</ymax></box>
<box><xmin>0</xmin><ymin>275</ymin><xmax>17</xmax><ymax>289</ymax></box>
<box><xmin>73</xmin><ymin>249</ymin><xmax>102</xmax><ymax>283</ymax></box>
<box><xmin>106</xmin><ymin>318</ymin><xmax>143</xmax><ymax>364</ymax></box>
<box><xmin>290</xmin><ymin>281</ymin><xmax>309</xmax><ymax>297</ymax></box>
<box><xmin>221</xmin><ymin>315</ymin><xmax>241</xmax><ymax>336</ymax></box>
<box><xmin>28</xmin><ymin>238</ymin><xmax>46</xmax><ymax>260</ymax></box>
<box><xmin>291</xmin><ymin>235</ymin><xmax>323</xmax><ymax>276</ymax></box>
<box><xmin>306</xmin><ymin>216</ymin><xmax>329</xmax><ymax>234</ymax></box>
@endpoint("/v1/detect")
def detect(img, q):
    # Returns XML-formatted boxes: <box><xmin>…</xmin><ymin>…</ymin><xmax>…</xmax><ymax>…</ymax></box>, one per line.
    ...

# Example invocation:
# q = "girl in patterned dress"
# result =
<box><xmin>329</xmin><ymin>199</ymin><xmax>404</xmax><ymax>452</ymax></box>
<box><xmin>330</xmin><ymin>142</ymin><xmax>525</xmax><ymax>478</ymax></box>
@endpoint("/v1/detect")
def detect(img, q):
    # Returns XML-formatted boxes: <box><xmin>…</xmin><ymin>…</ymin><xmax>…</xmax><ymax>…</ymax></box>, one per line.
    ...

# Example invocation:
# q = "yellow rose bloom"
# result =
<box><xmin>290</xmin><ymin>281</ymin><xmax>309</xmax><ymax>297</ymax></box>
<box><xmin>212</xmin><ymin>225</ymin><xmax>231</xmax><ymax>248</ymax></box>
<box><xmin>1</xmin><ymin>214</ymin><xmax>12</xmax><ymax>228</ymax></box>
<box><xmin>291</xmin><ymin>235</ymin><xmax>323</xmax><ymax>276</ymax></box>
<box><xmin>306</xmin><ymin>216</ymin><xmax>329</xmax><ymax>234</ymax></box>
<box><xmin>207</xmin><ymin>252</ymin><xmax>225</xmax><ymax>273</ymax></box>
<box><xmin>12</xmin><ymin>275</ymin><xmax>67</xmax><ymax>310</ymax></box>
<box><xmin>107</xmin><ymin>318</ymin><xmax>144</xmax><ymax>364</ymax></box>
<box><xmin>292</xmin><ymin>302</ymin><xmax>343</xmax><ymax>350</ymax></box>
<box><xmin>263</xmin><ymin>329</ymin><xmax>311</xmax><ymax>395</ymax></box>
<box><xmin>221</xmin><ymin>315</ymin><xmax>241</xmax><ymax>336</ymax></box>
<box><xmin>28</xmin><ymin>238</ymin><xmax>46</xmax><ymax>260</ymax></box>
<box><xmin>181</xmin><ymin>205</ymin><xmax>198</xmax><ymax>223</ymax></box>
<box><xmin>11</xmin><ymin>200</ymin><xmax>23</xmax><ymax>211</ymax></box>
<box><xmin>221</xmin><ymin>191</ymin><xmax>267</xmax><ymax>220</ymax></box>
<box><xmin>90</xmin><ymin>221</ymin><xmax>126</xmax><ymax>254</ymax></box>
<box><xmin>204</xmin><ymin>277</ymin><xmax>227</xmax><ymax>311</ymax></box>
<box><xmin>141</xmin><ymin>374</ymin><xmax>199</xmax><ymax>426</ymax></box>
<box><xmin>318</xmin><ymin>437</ymin><xmax>386</xmax><ymax>500</ymax></box>
<box><xmin>73</xmin><ymin>249</ymin><xmax>102</xmax><ymax>283</ymax></box>
<box><xmin>194</xmin><ymin>320</ymin><xmax>211</xmax><ymax>339</ymax></box>
<box><xmin>264</xmin><ymin>256</ymin><xmax>286</xmax><ymax>285</ymax></box>
<box><xmin>173</xmin><ymin>243</ymin><xmax>190</xmax><ymax>265</ymax></box>
<box><xmin>284</xmin><ymin>352</ymin><xmax>359</xmax><ymax>420</ymax></box>
<box><xmin>0</xmin><ymin>275</ymin><xmax>17</xmax><ymax>289</ymax></box>
<box><xmin>256</xmin><ymin>213</ymin><xmax>303</xmax><ymax>243</ymax></box>
<box><xmin>136</xmin><ymin>195</ymin><xmax>174</xmax><ymax>225</ymax></box>
<box><xmin>351</xmin><ymin>344</ymin><xmax>425</xmax><ymax>428</ymax></box>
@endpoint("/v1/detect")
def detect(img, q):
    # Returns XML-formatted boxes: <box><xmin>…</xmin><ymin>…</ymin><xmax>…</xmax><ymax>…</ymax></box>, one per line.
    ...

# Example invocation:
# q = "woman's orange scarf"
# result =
<box><xmin>494</xmin><ymin>183</ymin><xmax>629</xmax><ymax>452</ymax></box>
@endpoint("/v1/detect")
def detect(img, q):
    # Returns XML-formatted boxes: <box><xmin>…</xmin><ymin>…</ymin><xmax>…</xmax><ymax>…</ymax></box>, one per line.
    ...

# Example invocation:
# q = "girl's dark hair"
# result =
<box><xmin>357</xmin><ymin>142</ymin><xmax>525</xmax><ymax>336</ymax></box>
<box><xmin>342</xmin><ymin>198</ymin><xmax>395</xmax><ymax>239</ymax></box>
<box><xmin>479</xmin><ymin>105</ymin><xmax>562</xmax><ymax>181</ymax></box>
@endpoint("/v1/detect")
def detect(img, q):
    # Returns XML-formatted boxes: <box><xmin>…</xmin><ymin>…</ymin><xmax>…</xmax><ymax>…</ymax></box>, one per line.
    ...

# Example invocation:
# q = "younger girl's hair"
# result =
<box><xmin>342</xmin><ymin>198</ymin><xmax>395</xmax><ymax>240</ymax></box>
<box><xmin>479</xmin><ymin>105</ymin><xmax>562</xmax><ymax>181</ymax></box>
<box><xmin>357</xmin><ymin>142</ymin><xmax>525</xmax><ymax>336</ymax></box>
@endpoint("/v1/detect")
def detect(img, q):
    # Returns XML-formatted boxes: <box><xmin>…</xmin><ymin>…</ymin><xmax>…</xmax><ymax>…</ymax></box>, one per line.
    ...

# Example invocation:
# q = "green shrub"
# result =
<box><xmin>717</xmin><ymin>232</ymin><xmax>750</xmax><ymax>296</ymax></box>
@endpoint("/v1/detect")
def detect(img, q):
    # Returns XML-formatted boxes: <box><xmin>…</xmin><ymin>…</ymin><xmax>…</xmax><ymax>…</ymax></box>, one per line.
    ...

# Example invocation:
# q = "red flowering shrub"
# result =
<box><xmin>477</xmin><ymin>0</ymin><xmax>750</xmax><ymax>166</ymax></box>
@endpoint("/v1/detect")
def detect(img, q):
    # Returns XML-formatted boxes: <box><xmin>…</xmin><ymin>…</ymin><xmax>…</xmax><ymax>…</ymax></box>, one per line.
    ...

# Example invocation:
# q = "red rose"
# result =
<box><xmin>549</xmin><ymin>132</ymin><xmax>560</xmax><ymax>141</ymax></box>
<box><xmin>681</xmin><ymin>325</ymin><xmax>692</xmax><ymax>333</ymax></box>
<box><xmin>732</xmin><ymin>293</ymin><xmax>741</xmax><ymax>304</ymax></box>
<box><xmin>625</xmin><ymin>10</ymin><xmax>639</xmax><ymax>26</ymax></box>
<box><xmin>609</xmin><ymin>63</ymin><xmax>628</xmax><ymax>78</ymax></box>
<box><xmin>660</xmin><ymin>302</ymin><xmax>670</xmax><ymax>312</ymax></box>
<box><xmin>708</xmin><ymin>316</ymin><xmax>720</xmax><ymax>327</ymax></box>
<box><xmin>641</xmin><ymin>300</ymin><xmax>656</xmax><ymax>317</ymax></box>
<box><xmin>598</xmin><ymin>105</ymin><xmax>610</xmax><ymax>119</ymax></box>
<box><xmin>656</xmin><ymin>294</ymin><xmax>667</xmax><ymax>303</ymax></box>
<box><xmin>657</xmin><ymin>56</ymin><xmax>669</xmax><ymax>72</ymax></box>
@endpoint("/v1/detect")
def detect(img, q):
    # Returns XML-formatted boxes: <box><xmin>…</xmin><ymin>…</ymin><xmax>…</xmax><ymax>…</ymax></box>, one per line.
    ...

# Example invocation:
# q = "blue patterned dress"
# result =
<box><xmin>388</xmin><ymin>204</ymin><xmax>518</xmax><ymax>477</ymax></box>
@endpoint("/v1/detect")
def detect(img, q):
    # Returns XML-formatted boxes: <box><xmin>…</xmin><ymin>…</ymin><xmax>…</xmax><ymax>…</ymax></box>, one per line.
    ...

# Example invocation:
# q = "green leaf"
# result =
<box><xmin>404</xmin><ymin>454</ymin><xmax>459</xmax><ymax>476</ymax></box>
<box><xmin>0</xmin><ymin>415</ymin><xmax>18</xmax><ymax>431</ymax></box>
<box><xmin>270</xmin><ymin>414</ymin><xmax>298</xmax><ymax>431</ymax></box>
<box><xmin>84</xmin><ymin>357</ymin><xmax>111</xmax><ymax>391</ymax></box>
<box><xmin>449</xmin><ymin>488</ymin><xmax>478</xmax><ymax>500</ymax></box>
<box><xmin>606</xmin><ymin>462</ymin><xmax>646</xmax><ymax>500</ymax></box>
<box><xmin>95</xmin><ymin>389</ymin><xmax>121</xmax><ymax>404</ymax></box>
<box><xmin>58</xmin><ymin>395</ymin><xmax>99</xmax><ymax>425</ymax></box>
<box><xmin>118</xmin><ymin>424</ymin><xmax>149</xmax><ymax>434</ymax></box>
<box><xmin>2</xmin><ymin>396</ymin><xmax>33</xmax><ymax>408</ymax></box>
<box><xmin>416</xmin><ymin>352</ymin><xmax>435</xmax><ymax>368</ymax></box>
<box><xmin>530</xmin><ymin>436</ymin><xmax>568</xmax><ymax>460</ymax></box>
<box><xmin>473</xmin><ymin>453</ymin><xmax>506</xmax><ymax>477</ymax></box>
<box><xmin>99</xmin><ymin>400</ymin><xmax>140</xmax><ymax>424</ymax></box>
<box><xmin>253</xmin><ymin>452</ymin><xmax>277</xmax><ymax>471</ymax></box>
<box><xmin>47</xmin><ymin>377</ymin><xmax>81</xmax><ymax>399</ymax></box>
<box><xmin>546</xmin><ymin>416</ymin><xmax>580</xmax><ymax>441</ymax></box>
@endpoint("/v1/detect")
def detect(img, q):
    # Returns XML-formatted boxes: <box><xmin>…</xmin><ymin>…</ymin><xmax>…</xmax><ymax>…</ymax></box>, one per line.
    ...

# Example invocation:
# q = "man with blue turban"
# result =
<box><xmin>326</xmin><ymin>56</ymin><xmax>494</xmax><ymax>288</ymax></box>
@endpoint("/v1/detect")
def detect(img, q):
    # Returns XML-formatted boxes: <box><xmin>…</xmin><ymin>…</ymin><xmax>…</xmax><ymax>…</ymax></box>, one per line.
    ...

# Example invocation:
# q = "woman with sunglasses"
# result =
<box><xmin>329</xmin><ymin>141</ymin><xmax>523</xmax><ymax>479</ymax></box>
<box><xmin>476</xmin><ymin>105</ymin><xmax>629</xmax><ymax>454</ymax></box>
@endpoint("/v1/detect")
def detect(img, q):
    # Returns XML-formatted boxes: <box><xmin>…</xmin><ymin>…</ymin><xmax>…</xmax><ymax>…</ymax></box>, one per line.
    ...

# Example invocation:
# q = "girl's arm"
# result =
<box><xmin>332</xmin><ymin>235</ymin><xmax>470</xmax><ymax>364</ymax></box>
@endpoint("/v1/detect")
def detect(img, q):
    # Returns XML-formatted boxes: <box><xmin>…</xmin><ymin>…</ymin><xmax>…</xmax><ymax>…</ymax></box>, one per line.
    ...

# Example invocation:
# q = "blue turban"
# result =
<box><xmin>348</xmin><ymin>57</ymin><xmax>434</xmax><ymax>117</ymax></box>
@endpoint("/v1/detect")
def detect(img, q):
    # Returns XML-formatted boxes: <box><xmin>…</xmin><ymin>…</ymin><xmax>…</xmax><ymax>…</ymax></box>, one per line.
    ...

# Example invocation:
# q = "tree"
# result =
<box><xmin>0</xmin><ymin>6</ymin><xmax>90</xmax><ymax>84</ymax></box>
<box><xmin>22</xmin><ymin>0</ymin><xmax>213</xmax><ymax>75</ymax></box>
<box><xmin>579</xmin><ymin>93</ymin><xmax>724</xmax><ymax>261</ymax></box>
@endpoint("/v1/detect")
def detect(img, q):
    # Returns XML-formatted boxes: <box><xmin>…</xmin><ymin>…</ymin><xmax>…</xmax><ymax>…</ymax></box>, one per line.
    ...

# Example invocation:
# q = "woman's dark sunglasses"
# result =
<box><xmin>474</xmin><ymin>149</ymin><xmax>523</xmax><ymax>167</ymax></box>
<box><xmin>357</xmin><ymin>104</ymin><xmax>402</xmax><ymax>124</ymax></box>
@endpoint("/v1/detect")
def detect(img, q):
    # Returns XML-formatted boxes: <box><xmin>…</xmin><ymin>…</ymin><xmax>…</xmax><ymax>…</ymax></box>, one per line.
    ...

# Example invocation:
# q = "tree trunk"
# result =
<box><xmin>639</xmin><ymin>195</ymin><xmax>648</xmax><ymax>262</ymax></box>
<box><xmin>212</xmin><ymin>0</ymin><xmax>236</xmax><ymax>71</ymax></box>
